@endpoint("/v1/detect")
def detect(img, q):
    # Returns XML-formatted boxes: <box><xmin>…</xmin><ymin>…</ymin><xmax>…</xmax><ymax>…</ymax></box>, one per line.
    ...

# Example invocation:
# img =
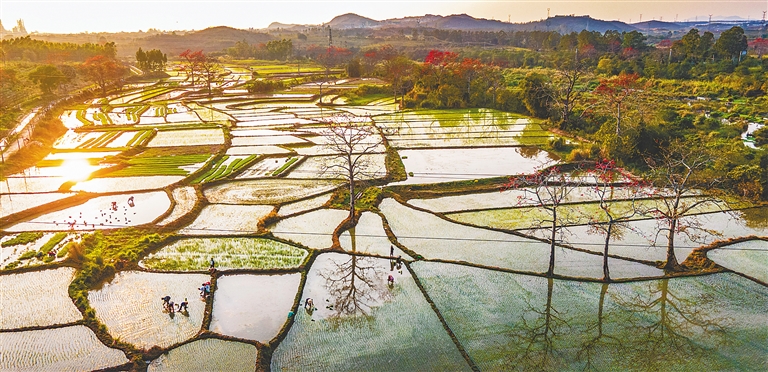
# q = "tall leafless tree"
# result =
<box><xmin>319</xmin><ymin>114</ymin><xmax>385</xmax><ymax>223</ymax></box>
<box><xmin>643</xmin><ymin>140</ymin><xmax>728</xmax><ymax>271</ymax></box>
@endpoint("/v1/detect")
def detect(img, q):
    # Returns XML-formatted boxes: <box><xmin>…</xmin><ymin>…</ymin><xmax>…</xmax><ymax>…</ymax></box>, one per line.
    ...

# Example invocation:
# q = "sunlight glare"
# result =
<box><xmin>60</xmin><ymin>159</ymin><xmax>94</xmax><ymax>182</ymax></box>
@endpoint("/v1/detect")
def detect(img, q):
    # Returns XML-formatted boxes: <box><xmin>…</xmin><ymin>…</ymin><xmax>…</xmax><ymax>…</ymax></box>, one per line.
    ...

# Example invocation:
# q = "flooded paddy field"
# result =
<box><xmin>0</xmin><ymin>325</ymin><xmax>129</xmax><ymax>371</ymax></box>
<box><xmin>2</xmin><ymin>62</ymin><xmax>767</xmax><ymax>370</ymax></box>
<box><xmin>210</xmin><ymin>273</ymin><xmax>301</xmax><ymax>342</ymax></box>
<box><xmin>0</xmin><ymin>267</ymin><xmax>81</xmax><ymax>329</ymax></box>
<box><xmin>413</xmin><ymin>262</ymin><xmax>768</xmax><ymax>371</ymax></box>
<box><xmin>88</xmin><ymin>271</ymin><xmax>208</xmax><ymax>349</ymax></box>
<box><xmin>148</xmin><ymin>338</ymin><xmax>258</xmax><ymax>372</ymax></box>
<box><xmin>5</xmin><ymin>191</ymin><xmax>171</xmax><ymax>232</ymax></box>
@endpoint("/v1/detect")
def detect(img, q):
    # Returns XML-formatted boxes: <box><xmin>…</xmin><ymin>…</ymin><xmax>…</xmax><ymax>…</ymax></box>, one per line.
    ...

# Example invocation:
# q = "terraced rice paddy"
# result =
<box><xmin>0</xmin><ymin>267</ymin><xmax>81</xmax><ymax>329</ymax></box>
<box><xmin>708</xmin><ymin>239</ymin><xmax>768</xmax><ymax>283</ymax></box>
<box><xmin>141</xmin><ymin>237</ymin><xmax>308</xmax><ymax>271</ymax></box>
<box><xmin>0</xmin><ymin>326</ymin><xmax>129</xmax><ymax>371</ymax></box>
<box><xmin>443</xmin><ymin>197</ymin><xmax>730</xmax><ymax>231</ymax></box>
<box><xmin>375</xmin><ymin>109</ymin><xmax>553</xmax><ymax>148</ymax></box>
<box><xmin>394</xmin><ymin>147</ymin><xmax>557</xmax><ymax>185</ymax></box>
<box><xmin>380</xmin><ymin>198</ymin><xmax>660</xmax><ymax>278</ymax></box>
<box><xmin>271</xmin><ymin>209</ymin><xmax>349</xmax><ymax>249</ymax></box>
<box><xmin>147</xmin><ymin>338</ymin><xmax>257</xmax><ymax>372</ymax></box>
<box><xmin>271</xmin><ymin>253</ymin><xmax>471</xmax><ymax>371</ymax></box>
<box><xmin>71</xmin><ymin>175</ymin><xmax>185</xmax><ymax>193</ymax></box>
<box><xmin>147</xmin><ymin>128</ymin><xmax>226</xmax><ymax>147</ymax></box>
<box><xmin>3</xmin><ymin>62</ymin><xmax>767</xmax><ymax>370</ymax></box>
<box><xmin>179</xmin><ymin>204</ymin><xmax>273</xmax><ymax>235</ymax></box>
<box><xmin>277</xmin><ymin>192</ymin><xmax>332</xmax><ymax>217</ymax></box>
<box><xmin>527</xmin><ymin>211</ymin><xmax>768</xmax><ymax>263</ymax></box>
<box><xmin>339</xmin><ymin>212</ymin><xmax>409</xmax><ymax>258</ymax></box>
<box><xmin>157</xmin><ymin>187</ymin><xmax>198</xmax><ymax>226</ymax></box>
<box><xmin>88</xmin><ymin>271</ymin><xmax>208</xmax><ymax>349</ymax></box>
<box><xmin>203</xmin><ymin>179</ymin><xmax>340</xmax><ymax>204</ymax></box>
<box><xmin>0</xmin><ymin>192</ymin><xmax>75</xmax><ymax>219</ymax></box>
<box><xmin>284</xmin><ymin>154</ymin><xmax>387</xmax><ymax>180</ymax></box>
<box><xmin>5</xmin><ymin>191</ymin><xmax>171</xmax><ymax>232</ymax></box>
<box><xmin>413</xmin><ymin>262</ymin><xmax>768</xmax><ymax>371</ymax></box>
<box><xmin>0</xmin><ymin>176</ymin><xmax>68</xmax><ymax>194</ymax></box>
<box><xmin>210</xmin><ymin>274</ymin><xmax>301</xmax><ymax>341</ymax></box>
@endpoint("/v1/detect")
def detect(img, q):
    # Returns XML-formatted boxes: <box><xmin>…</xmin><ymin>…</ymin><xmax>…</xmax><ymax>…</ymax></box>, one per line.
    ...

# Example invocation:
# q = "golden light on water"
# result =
<box><xmin>60</xmin><ymin>159</ymin><xmax>94</xmax><ymax>182</ymax></box>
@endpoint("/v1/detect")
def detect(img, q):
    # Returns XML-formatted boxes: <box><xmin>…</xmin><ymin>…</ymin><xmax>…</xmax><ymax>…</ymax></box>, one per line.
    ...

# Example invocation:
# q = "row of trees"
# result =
<box><xmin>0</xmin><ymin>36</ymin><xmax>116</xmax><ymax>63</ymax></box>
<box><xmin>135</xmin><ymin>48</ymin><xmax>167</xmax><ymax>72</ymax></box>
<box><xmin>225</xmin><ymin>38</ymin><xmax>293</xmax><ymax>60</ymax></box>
<box><xmin>22</xmin><ymin>55</ymin><xmax>128</xmax><ymax>96</ymax></box>
<box><xmin>178</xmin><ymin>49</ymin><xmax>220</xmax><ymax>92</ymax></box>
<box><xmin>509</xmin><ymin>141</ymin><xmax>726</xmax><ymax>278</ymax></box>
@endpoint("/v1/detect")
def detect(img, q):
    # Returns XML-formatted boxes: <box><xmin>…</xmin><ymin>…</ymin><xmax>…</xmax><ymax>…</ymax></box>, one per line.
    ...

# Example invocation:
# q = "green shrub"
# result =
<box><xmin>57</xmin><ymin>244</ymin><xmax>71</xmax><ymax>258</ymax></box>
<box><xmin>547</xmin><ymin>137</ymin><xmax>566</xmax><ymax>151</ymax></box>
<box><xmin>39</xmin><ymin>232</ymin><xmax>67</xmax><ymax>255</ymax></box>
<box><xmin>2</xmin><ymin>232</ymin><xmax>44</xmax><ymax>247</ymax></box>
<box><xmin>19</xmin><ymin>251</ymin><xmax>36</xmax><ymax>260</ymax></box>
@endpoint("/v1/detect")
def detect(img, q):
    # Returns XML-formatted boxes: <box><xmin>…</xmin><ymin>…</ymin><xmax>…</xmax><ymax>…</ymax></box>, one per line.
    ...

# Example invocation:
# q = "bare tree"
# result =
<box><xmin>643</xmin><ymin>140</ymin><xmax>727</xmax><ymax>271</ymax></box>
<box><xmin>506</xmin><ymin>164</ymin><xmax>583</xmax><ymax>277</ymax></box>
<box><xmin>549</xmin><ymin>58</ymin><xmax>589</xmax><ymax>128</ymax></box>
<box><xmin>319</xmin><ymin>114</ymin><xmax>385</xmax><ymax>223</ymax></box>
<box><xmin>197</xmin><ymin>54</ymin><xmax>221</xmax><ymax>94</ymax></box>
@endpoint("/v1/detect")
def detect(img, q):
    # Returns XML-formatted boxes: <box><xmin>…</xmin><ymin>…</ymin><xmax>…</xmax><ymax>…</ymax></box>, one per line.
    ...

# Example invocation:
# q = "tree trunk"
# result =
<box><xmin>348</xmin><ymin>155</ymin><xmax>355</xmax><ymax>221</ymax></box>
<box><xmin>664</xmin><ymin>218</ymin><xmax>679</xmax><ymax>271</ymax></box>
<box><xmin>616</xmin><ymin>102</ymin><xmax>622</xmax><ymax>136</ymax></box>
<box><xmin>603</xmin><ymin>222</ymin><xmax>612</xmax><ymax>282</ymax></box>
<box><xmin>547</xmin><ymin>209</ymin><xmax>557</xmax><ymax>277</ymax></box>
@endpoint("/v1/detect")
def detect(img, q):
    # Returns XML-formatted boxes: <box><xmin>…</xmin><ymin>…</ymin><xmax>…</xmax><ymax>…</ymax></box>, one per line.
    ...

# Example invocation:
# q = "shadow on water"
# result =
<box><xmin>415</xmin><ymin>261</ymin><xmax>767</xmax><ymax>371</ymax></box>
<box><xmin>319</xmin><ymin>254</ymin><xmax>393</xmax><ymax>318</ymax></box>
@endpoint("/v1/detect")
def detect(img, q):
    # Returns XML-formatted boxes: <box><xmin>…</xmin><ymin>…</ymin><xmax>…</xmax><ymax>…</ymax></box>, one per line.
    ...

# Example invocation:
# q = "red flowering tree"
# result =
<box><xmin>79</xmin><ymin>55</ymin><xmax>127</xmax><ymax>96</ymax></box>
<box><xmin>179</xmin><ymin>49</ymin><xmax>204</xmax><ymax>86</ymax></box>
<box><xmin>594</xmin><ymin>72</ymin><xmax>643</xmax><ymax>136</ymax></box>
<box><xmin>584</xmin><ymin>159</ymin><xmax>644</xmax><ymax>281</ymax></box>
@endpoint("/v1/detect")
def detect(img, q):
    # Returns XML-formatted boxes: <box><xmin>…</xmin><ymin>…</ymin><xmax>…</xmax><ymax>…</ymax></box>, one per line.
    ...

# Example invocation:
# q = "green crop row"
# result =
<box><xmin>272</xmin><ymin>157</ymin><xmax>299</xmax><ymax>176</ymax></box>
<box><xmin>191</xmin><ymin>155</ymin><xmax>258</xmax><ymax>183</ymax></box>
<box><xmin>105</xmin><ymin>154</ymin><xmax>211</xmax><ymax>177</ymax></box>
<box><xmin>77</xmin><ymin>131</ymin><xmax>121</xmax><ymax>149</ymax></box>
<box><xmin>76</xmin><ymin>109</ymin><xmax>93</xmax><ymax>126</ymax></box>
<box><xmin>93</xmin><ymin>111</ymin><xmax>113</xmax><ymax>125</ymax></box>
<box><xmin>38</xmin><ymin>232</ymin><xmax>68</xmax><ymax>256</ymax></box>
<box><xmin>125</xmin><ymin>105</ymin><xmax>149</xmax><ymax>122</ymax></box>
<box><xmin>126</xmin><ymin>130</ymin><xmax>153</xmax><ymax>147</ymax></box>
<box><xmin>127</xmin><ymin>154</ymin><xmax>210</xmax><ymax>165</ymax></box>
<box><xmin>1</xmin><ymin>232</ymin><xmax>44</xmax><ymax>247</ymax></box>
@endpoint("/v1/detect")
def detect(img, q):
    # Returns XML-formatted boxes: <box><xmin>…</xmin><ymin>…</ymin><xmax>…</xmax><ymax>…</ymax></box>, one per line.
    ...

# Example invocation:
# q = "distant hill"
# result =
<box><xmin>633</xmin><ymin>20</ymin><xmax>688</xmax><ymax>31</ymax></box>
<box><xmin>140</xmin><ymin>26</ymin><xmax>272</xmax><ymax>55</ymax></box>
<box><xmin>327</xmin><ymin>13</ymin><xmax>381</xmax><ymax>29</ymax></box>
<box><xmin>268</xmin><ymin>13</ymin><xmax>640</xmax><ymax>34</ymax></box>
<box><xmin>267</xmin><ymin>22</ymin><xmax>306</xmax><ymax>31</ymax></box>
<box><xmin>515</xmin><ymin>15</ymin><xmax>638</xmax><ymax>33</ymax></box>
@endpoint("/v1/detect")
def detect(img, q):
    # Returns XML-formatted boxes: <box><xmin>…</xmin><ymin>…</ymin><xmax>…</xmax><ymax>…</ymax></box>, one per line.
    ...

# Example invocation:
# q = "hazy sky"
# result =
<box><xmin>2</xmin><ymin>0</ymin><xmax>767</xmax><ymax>34</ymax></box>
